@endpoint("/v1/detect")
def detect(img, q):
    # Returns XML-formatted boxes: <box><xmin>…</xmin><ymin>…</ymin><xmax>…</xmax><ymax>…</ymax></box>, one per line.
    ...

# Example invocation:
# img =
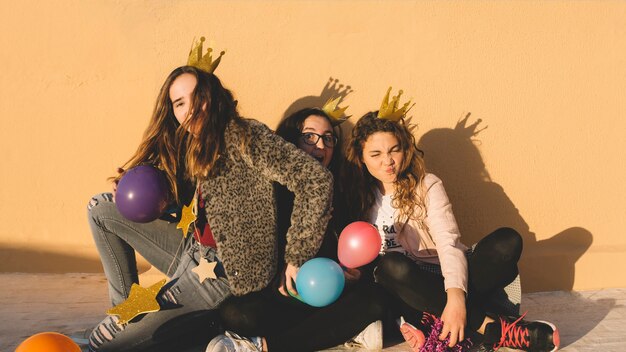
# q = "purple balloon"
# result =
<box><xmin>115</xmin><ymin>165</ymin><xmax>168</xmax><ymax>223</ymax></box>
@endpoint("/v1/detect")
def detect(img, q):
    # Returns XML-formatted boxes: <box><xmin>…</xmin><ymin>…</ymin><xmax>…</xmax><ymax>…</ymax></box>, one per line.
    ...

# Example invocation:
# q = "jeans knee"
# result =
<box><xmin>87</xmin><ymin>193</ymin><xmax>114</xmax><ymax>212</ymax></box>
<box><xmin>87</xmin><ymin>193</ymin><xmax>118</xmax><ymax>224</ymax></box>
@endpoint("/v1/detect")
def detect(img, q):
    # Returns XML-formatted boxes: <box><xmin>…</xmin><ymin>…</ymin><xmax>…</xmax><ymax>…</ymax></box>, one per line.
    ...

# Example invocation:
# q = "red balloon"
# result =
<box><xmin>16</xmin><ymin>332</ymin><xmax>81</xmax><ymax>352</ymax></box>
<box><xmin>337</xmin><ymin>221</ymin><xmax>382</xmax><ymax>268</ymax></box>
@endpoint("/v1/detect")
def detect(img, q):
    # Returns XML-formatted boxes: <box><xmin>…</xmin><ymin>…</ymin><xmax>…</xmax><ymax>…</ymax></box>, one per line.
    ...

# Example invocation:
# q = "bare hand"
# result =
<box><xmin>279</xmin><ymin>263</ymin><xmax>299</xmax><ymax>297</ymax></box>
<box><xmin>343</xmin><ymin>267</ymin><xmax>361</xmax><ymax>283</ymax></box>
<box><xmin>439</xmin><ymin>288</ymin><xmax>467</xmax><ymax>347</ymax></box>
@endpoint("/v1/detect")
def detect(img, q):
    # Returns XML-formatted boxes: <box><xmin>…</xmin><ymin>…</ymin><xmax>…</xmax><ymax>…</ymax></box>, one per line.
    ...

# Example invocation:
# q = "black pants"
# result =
<box><xmin>374</xmin><ymin>227</ymin><xmax>523</xmax><ymax>332</ymax></box>
<box><xmin>219</xmin><ymin>276</ymin><xmax>388</xmax><ymax>352</ymax></box>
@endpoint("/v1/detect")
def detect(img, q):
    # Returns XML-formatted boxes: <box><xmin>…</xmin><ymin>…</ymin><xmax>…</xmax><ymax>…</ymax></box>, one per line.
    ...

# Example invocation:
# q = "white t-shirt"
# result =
<box><xmin>370</xmin><ymin>189</ymin><xmax>419</xmax><ymax>257</ymax></box>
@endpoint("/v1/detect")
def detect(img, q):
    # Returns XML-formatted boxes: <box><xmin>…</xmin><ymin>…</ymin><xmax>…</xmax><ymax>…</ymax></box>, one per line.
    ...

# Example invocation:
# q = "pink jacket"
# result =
<box><xmin>371</xmin><ymin>173</ymin><xmax>469</xmax><ymax>292</ymax></box>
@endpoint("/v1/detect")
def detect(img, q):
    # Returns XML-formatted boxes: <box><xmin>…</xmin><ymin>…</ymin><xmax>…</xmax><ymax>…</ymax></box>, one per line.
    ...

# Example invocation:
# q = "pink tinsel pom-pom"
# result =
<box><xmin>420</xmin><ymin>316</ymin><xmax>473</xmax><ymax>352</ymax></box>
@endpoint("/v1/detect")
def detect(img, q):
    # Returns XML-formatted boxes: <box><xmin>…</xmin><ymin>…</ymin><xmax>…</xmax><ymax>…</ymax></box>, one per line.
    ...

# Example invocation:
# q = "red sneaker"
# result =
<box><xmin>494</xmin><ymin>314</ymin><xmax>560</xmax><ymax>352</ymax></box>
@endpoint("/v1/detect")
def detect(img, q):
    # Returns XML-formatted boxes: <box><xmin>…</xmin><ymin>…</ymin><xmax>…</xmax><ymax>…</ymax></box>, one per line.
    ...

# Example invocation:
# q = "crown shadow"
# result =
<box><xmin>417</xmin><ymin>113</ymin><xmax>593</xmax><ymax>293</ymax></box>
<box><xmin>279</xmin><ymin>77</ymin><xmax>356</xmax><ymax>144</ymax></box>
<box><xmin>281</xmin><ymin>77</ymin><xmax>354</xmax><ymax>121</ymax></box>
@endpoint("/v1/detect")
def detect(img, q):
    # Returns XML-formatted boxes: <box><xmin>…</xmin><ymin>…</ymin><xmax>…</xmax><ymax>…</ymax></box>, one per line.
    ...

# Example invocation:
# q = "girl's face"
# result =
<box><xmin>361</xmin><ymin>132</ymin><xmax>404</xmax><ymax>193</ymax></box>
<box><xmin>297</xmin><ymin>115</ymin><xmax>335</xmax><ymax>168</ymax></box>
<box><xmin>169</xmin><ymin>73</ymin><xmax>197</xmax><ymax>126</ymax></box>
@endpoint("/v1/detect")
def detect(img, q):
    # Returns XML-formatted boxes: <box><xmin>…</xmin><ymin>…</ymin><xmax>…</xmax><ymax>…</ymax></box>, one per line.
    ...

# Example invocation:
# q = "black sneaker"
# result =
<box><xmin>492</xmin><ymin>314</ymin><xmax>560</xmax><ymax>352</ymax></box>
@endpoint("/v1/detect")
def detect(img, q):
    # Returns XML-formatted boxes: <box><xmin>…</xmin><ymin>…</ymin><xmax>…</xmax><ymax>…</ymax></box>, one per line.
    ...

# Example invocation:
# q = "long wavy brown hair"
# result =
<box><xmin>114</xmin><ymin>66</ymin><xmax>247</xmax><ymax>203</ymax></box>
<box><xmin>343</xmin><ymin>112</ymin><xmax>428</xmax><ymax>226</ymax></box>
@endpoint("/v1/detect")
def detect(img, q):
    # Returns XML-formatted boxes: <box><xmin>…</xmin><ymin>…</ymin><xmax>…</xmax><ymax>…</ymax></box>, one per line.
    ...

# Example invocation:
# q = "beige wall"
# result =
<box><xmin>1</xmin><ymin>1</ymin><xmax>624</xmax><ymax>292</ymax></box>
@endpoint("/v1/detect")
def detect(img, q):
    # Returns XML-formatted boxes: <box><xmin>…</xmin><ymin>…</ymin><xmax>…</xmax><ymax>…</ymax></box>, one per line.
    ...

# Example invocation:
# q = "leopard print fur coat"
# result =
<box><xmin>199</xmin><ymin>118</ymin><xmax>333</xmax><ymax>296</ymax></box>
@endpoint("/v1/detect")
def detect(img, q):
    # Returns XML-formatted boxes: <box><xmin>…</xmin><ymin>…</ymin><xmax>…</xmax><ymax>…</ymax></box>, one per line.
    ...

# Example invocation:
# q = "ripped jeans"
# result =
<box><xmin>88</xmin><ymin>192</ymin><xmax>188</xmax><ymax>306</ymax></box>
<box><xmin>87</xmin><ymin>193</ymin><xmax>231</xmax><ymax>351</ymax></box>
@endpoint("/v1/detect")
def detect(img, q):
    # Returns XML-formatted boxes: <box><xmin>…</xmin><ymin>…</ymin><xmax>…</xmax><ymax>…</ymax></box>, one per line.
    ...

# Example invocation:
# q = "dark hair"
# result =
<box><xmin>276</xmin><ymin>108</ymin><xmax>326</xmax><ymax>143</ymax></box>
<box><xmin>275</xmin><ymin>107</ymin><xmax>343</xmax><ymax>178</ymax></box>
<box><xmin>276</xmin><ymin>107</ymin><xmax>348</xmax><ymax>230</ymax></box>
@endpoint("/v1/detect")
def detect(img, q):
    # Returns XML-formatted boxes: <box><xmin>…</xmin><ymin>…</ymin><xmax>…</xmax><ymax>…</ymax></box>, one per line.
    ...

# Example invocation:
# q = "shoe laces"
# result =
<box><xmin>495</xmin><ymin>312</ymin><xmax>529</xmax><ymax>350</ymax></box>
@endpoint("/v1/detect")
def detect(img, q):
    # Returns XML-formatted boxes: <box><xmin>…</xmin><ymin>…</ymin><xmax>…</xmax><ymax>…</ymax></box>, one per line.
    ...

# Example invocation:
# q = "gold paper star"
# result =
<box><xmin>106</xmin><ymin>279</ymin><xmax>166</xmax><ymax>325</ymax></box>
<box><xmin>192</xmin><ymin>259</ymin><xmax>218</xmax><ymax>283</ymax></box>
<box><xmin>177</xmin><ymin>199</ymin><xmax>197</xmax><ymax>238</ymax></box>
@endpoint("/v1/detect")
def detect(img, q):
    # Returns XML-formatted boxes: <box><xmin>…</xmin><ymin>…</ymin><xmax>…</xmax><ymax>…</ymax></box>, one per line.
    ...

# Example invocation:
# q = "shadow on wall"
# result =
<box><xmin>417</xmin><ymin>113</ymin><xmax>593</xmax><ymax>293</ymax></box>
<box><xmin>280</xmin><ymin>77</ymin><xmax>357</xmax><ymax>137</ymax></box>
<box><xmin>0</xmin><ymin>246</ymin><xmax>151</xmax><ymax>273</ymax></box>
<box><xmin>281</xmin><ymin>77</ymin><xmax>354</xmax><ymax>121</ymax></box>
<box><xmin>2</xmin><ymin>77</ymin><xmax>356</xmax><ymax>275</ymax></box>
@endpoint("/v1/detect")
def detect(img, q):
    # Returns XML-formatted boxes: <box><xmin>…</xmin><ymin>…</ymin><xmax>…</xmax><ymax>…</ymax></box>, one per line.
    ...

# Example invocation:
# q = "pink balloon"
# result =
<box><xmin>337</xmin><ymin>221</ymin><xmax>382</xmax><ymax>268</ymax></box>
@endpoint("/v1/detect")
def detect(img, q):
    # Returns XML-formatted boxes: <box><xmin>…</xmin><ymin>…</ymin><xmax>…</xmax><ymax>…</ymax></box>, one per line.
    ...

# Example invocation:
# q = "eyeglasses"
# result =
<box><xmin>300</xmin><ymin>132</ymin><xmax>338</xmax><ymax>148</ymax></box>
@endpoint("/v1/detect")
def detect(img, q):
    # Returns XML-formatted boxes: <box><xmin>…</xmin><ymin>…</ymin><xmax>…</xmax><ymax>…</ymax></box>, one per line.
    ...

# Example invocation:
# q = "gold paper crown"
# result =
<box><xmin>377</xmin><ymin>87</ymin><xmax>415</xmax><ymax>122</ymax></box>
<box><xmin>322</xmin><ymin>97</ymin><xmax>350</xmax><ymax>126</ymax></box>
<box><xmin>187</xmin><ymin>37</ymin><xmax>225</xmax><ymax>73</ymax></box>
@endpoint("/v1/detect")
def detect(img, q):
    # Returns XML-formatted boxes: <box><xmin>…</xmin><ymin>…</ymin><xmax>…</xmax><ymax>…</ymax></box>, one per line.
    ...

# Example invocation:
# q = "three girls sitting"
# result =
<box><xmin>88</xmin><ymin>37</ymin><xmax>559</xmax><ymax>351</ymax></box>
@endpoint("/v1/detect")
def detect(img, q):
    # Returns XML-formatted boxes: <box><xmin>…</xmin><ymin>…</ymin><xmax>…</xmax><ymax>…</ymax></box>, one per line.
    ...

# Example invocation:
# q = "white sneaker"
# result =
<box><xmin>345</xmin><ymin>320</ymin><xmax>383</xmax><ymax>350</ymax></box>
<box><xmin>206</xmin><ymin>331</ymin><xmax>263</xmax><ymax>352</ymax></box>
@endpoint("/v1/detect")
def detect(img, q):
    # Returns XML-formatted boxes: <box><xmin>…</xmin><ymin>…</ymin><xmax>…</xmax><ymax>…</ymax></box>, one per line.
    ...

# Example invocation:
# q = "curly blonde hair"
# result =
<box><xmin>343</xmin><ymin>112</ymin><xmax>428</xmax><ymax>227</ymax></box>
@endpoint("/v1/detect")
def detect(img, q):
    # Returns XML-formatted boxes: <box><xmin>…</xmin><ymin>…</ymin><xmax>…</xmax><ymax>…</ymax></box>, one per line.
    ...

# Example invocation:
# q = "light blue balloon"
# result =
<box><xmin>296</xmin><ymin>257</ymin><xmax>345</xmax><ymax>307</ymax></box>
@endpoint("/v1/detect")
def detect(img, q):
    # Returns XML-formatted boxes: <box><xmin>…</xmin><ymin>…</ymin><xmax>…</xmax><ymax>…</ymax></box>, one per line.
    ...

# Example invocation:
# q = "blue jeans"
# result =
<box><xmin>87</xmin><ymin>193</ymin><xmax>232</xmax><ymax>351</ymax></box>
<box><xmin>88</xmin><ymin>193</ymin><xmax>188</xmax><ymax>306</ymax></box>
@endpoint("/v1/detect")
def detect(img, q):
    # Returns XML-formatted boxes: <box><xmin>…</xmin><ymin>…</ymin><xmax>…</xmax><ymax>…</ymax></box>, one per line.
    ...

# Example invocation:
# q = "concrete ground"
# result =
<box><xmin>2</xmin><ymin>270</ymin><xmax>624</xmax><ymax>351</ymax></box>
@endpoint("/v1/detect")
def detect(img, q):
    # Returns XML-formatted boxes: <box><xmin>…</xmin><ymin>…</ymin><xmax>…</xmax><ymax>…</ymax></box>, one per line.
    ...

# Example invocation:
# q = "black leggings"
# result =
<box><xmin>374</xmin><ymin>227</ymin><xmax>522</xmax><ymax>332</ymax></box>
<box><xmin>219</xmin><ymin>279</ymin><xmax>388</xmax><ymax>352</ymax></box>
